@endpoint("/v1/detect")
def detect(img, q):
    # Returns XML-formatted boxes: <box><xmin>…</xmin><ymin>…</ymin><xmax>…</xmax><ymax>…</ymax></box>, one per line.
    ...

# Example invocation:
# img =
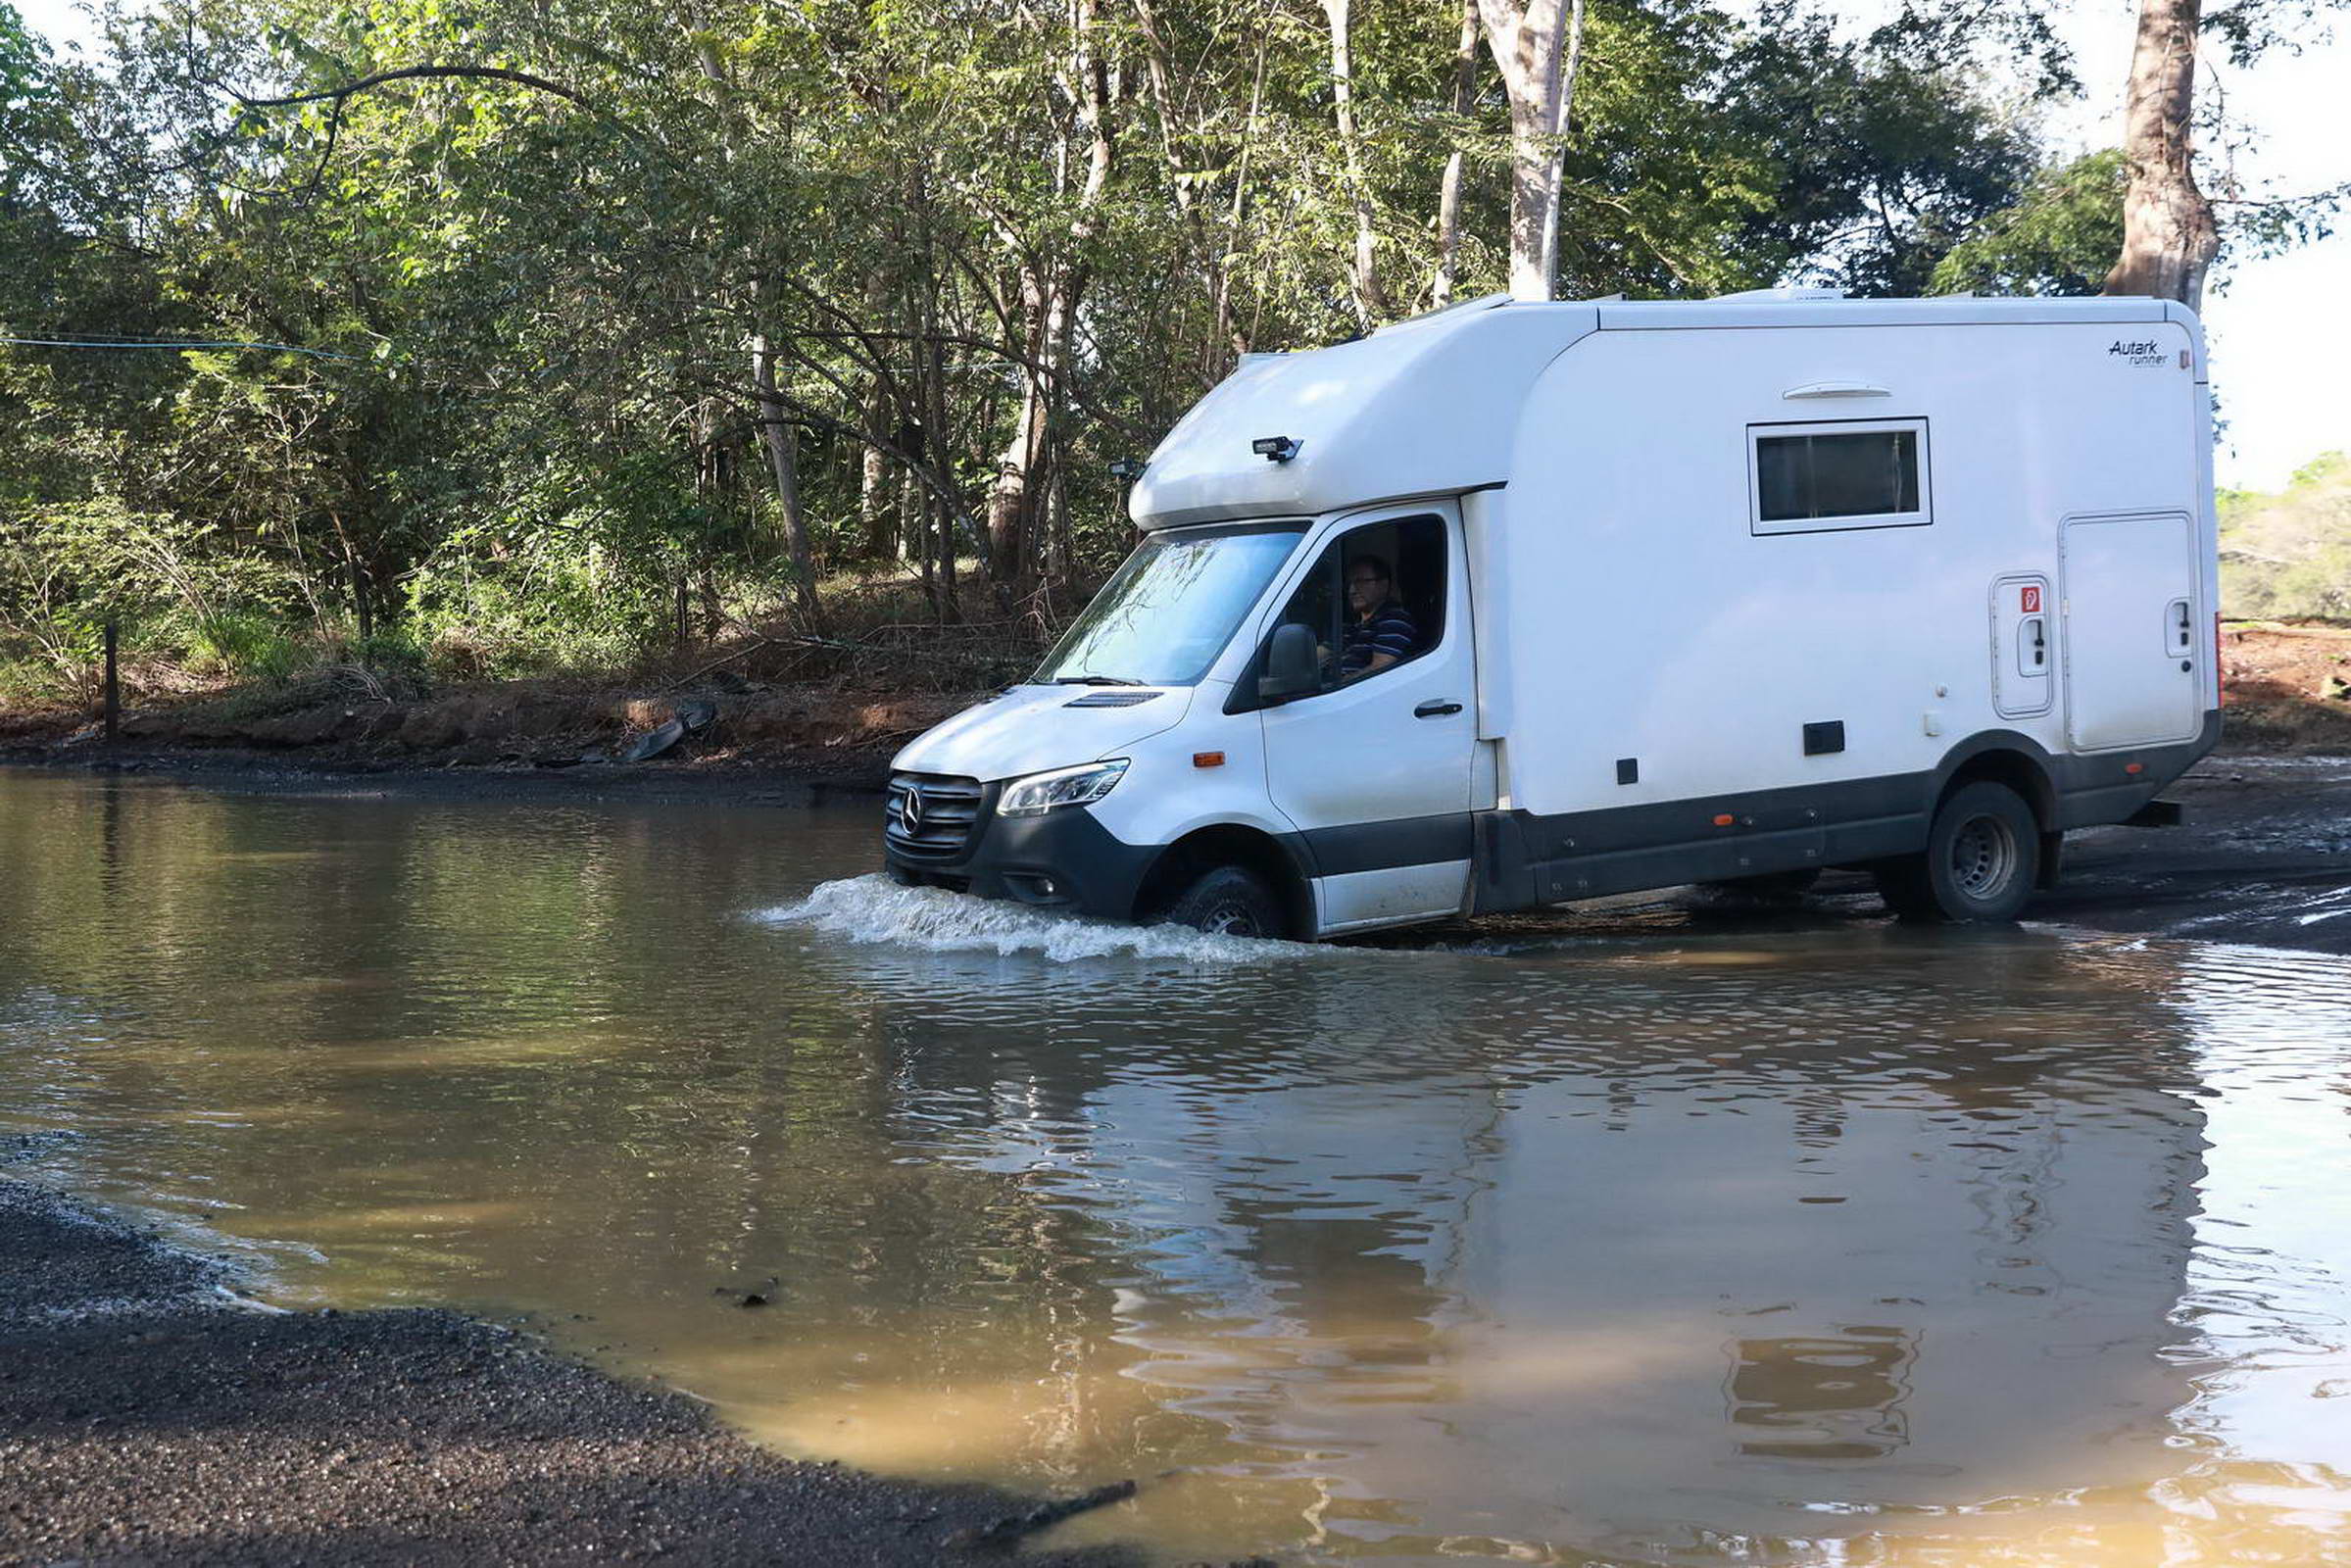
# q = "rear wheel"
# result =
<box><xmin>1876</xmin><ymin>781</ymin><xmax>2041</xmax><ymax>922</ymax></box>
<box><xmin>1160</xmin><ymin>865</ymin><xmax>1286</xmax><ymax>939</ymax></box>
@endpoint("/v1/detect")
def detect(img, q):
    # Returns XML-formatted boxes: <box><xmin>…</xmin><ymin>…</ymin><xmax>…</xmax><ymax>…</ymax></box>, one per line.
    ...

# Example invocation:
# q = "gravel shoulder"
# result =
<box><xmin>0</xmin><ymin>1179</ymin><xmax>1145</xmax><ymax>1567</ymax></box>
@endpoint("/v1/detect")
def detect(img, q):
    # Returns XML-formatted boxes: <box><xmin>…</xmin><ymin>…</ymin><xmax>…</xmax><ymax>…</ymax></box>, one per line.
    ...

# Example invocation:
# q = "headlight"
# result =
<box><xmin>998</xmin><ymin>759</ymin><xmax>1130</xmax><ymax>817</ymax></box>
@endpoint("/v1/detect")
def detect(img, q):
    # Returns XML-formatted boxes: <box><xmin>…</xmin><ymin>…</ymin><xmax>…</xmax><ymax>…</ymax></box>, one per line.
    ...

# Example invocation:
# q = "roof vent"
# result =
<box><xmin>1784</xmin><ymin>380</ymin><xmax>1890</xmax><ymax>400</ymax></box>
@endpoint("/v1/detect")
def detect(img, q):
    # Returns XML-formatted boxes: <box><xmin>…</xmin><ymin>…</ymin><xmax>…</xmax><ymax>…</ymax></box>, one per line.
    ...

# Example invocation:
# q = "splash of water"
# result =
<box><xmin>760</xmin><ymin>874</ymin><xmax>1336</xmax><ymax>964</ymax></box>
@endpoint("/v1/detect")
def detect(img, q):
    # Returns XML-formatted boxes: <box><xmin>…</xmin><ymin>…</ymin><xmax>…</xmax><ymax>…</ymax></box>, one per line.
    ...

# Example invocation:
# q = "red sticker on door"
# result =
<box><xmin>2021</xmin><ymin>584</ymin><xmax>2042</xmax><ymax>613</ymax></box>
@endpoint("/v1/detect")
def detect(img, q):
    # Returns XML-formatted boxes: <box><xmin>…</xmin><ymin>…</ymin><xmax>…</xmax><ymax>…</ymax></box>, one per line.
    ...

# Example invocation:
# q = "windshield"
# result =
<box><xmin>1035</xmin><ymin>522</ymin><xmax>1307</xmax><ymax>687</ymax></box>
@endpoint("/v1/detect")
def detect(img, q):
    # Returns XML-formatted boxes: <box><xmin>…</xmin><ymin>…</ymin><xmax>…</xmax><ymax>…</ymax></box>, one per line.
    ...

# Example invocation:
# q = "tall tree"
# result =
<box><xmin>1474</xmin><ymin>0</ymin><xmax>1585</xmax><ymax>299</ymax></box>
<box><xmin>1321</xmin><ymin>0</ymin><xmax>1391</xmax><ymax>322</ymax></box>
<box><xmin>2104</xmin><ymin>0</ymin><xmax>2218</xmax><ymax>307</ymax></box>
<box><xmin>1430</xmin><ymin>0</ymin><xmax>1481</xmax><ymax>307</ymax></box>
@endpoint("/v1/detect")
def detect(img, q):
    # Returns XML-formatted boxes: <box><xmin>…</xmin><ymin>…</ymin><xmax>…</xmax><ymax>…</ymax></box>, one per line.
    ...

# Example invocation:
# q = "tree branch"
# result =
<box><xmin>231</xmin><ymin>64</ymin><xmax>593</xmax><ymax>112</ymax></box>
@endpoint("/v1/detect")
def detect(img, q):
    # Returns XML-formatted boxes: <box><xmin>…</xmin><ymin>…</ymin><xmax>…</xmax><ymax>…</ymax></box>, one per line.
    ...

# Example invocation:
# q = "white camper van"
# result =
<box><xmin>883</xmin><ymin>292</ymin><xmax>2220</xmax><ymax>938</ymax></box>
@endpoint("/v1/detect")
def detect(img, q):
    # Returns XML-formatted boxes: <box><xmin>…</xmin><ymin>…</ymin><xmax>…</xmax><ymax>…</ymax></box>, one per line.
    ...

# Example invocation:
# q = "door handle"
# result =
<box><xmin>2165</xmin><ymin>598</ymin><xmax>2193</xmax><ymax>655</ymax></box>
<box><xmin>1414</xmin><ymin>700</ymin><xmax>1464</xmax><ymax>718</ymax></box>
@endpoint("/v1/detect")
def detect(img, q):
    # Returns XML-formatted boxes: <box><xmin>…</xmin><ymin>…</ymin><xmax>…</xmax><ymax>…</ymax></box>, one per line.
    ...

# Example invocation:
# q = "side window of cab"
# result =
<box><xmin>1246</xmin><ymin>514</ymin><xmax>1447</xmax><ymax>708</ymax></box>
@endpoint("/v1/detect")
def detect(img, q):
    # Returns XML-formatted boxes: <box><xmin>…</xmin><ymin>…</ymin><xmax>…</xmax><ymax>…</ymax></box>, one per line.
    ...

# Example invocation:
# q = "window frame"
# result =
<box><xmin>1746</xmin><ymin>416</ymin><xmax>1933</xmax><ymax>537</ymax></box>
<box><xmin>1226</xmin><ymin>511</ymin><xmax>1451</xmax><ymax>712</ymax></box>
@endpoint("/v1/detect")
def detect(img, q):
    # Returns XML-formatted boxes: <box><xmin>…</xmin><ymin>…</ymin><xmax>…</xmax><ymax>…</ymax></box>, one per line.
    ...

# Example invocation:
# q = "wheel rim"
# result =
<box><xmin>1948</xmin><ymin>813</ymin><xmax>2019</xmax><ymax>900</ymax></box>
<box><xmin>1199</xmin><ymin>901</ymin><xmax>1262</xmax><ymax>937</ymax></box>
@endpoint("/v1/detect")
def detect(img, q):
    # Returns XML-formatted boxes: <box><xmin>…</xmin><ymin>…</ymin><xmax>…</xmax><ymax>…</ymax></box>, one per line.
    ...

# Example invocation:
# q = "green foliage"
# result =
<box><xmin>186</xmin><ymin>609</ymin><xmax>307</xmax><ymax>680</ymax></box>
<box><xmin>0</xmin><ymin>499</ymin><xmax>305</xmax><ymax>672</ymax></box>
<box><xmin>350</xmin><ymin>627</ymin><xmax>430</xmax><ymax>683</ymax></box>
<box><xmin>2220</xmin><ymin>453</ymin><xmax>2351</xmax><ymax>621</ymax></box>
<box><xmin>0</xmin><ymin>0</ymin><xmax>2291</xmax><ymax>706</ymax></box>
<box><xmin>1723</xmin><ymin>6</ymin><xmax>2046</xmax><ymax>297</ymax></box>
<box><xmin>1930</xmin><ymin>150</ymin><xmax>2127</xmax><ymax>297</ymax></box>
<box><xmin>0</xmin><ymin>0</ymin><xmax>44</xmax><ymax>114</ymax></box>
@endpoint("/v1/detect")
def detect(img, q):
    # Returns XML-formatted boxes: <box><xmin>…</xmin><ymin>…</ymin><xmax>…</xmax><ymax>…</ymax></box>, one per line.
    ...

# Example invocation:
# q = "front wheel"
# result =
<box><xmin>1876</xmin><ymin>781</ymin><xmax>2041</xmax><ymax>923</ymax></box>
<box><xmin>1160</xmin><ymin>865</ymin><xmax>1286</xmax><ymax>939</ymax></box>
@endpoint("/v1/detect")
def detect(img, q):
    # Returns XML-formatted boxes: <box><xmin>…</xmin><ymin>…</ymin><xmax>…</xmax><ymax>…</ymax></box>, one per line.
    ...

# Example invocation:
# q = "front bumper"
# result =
<box><xmin>884</xmin><ymin>780</ymin><xmax>1158</xmax><ymax>920</ymax></box>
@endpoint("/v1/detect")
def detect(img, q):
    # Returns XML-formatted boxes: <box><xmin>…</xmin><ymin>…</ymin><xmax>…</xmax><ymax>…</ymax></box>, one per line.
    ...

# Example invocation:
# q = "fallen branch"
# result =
<box><xmin>942</xmin><ymin>1479</ymin><xmax>1137</xmax><ymax>1551</ymax></box>
<box><xmin>668</xmin><ymin>636</ymin><xmax>780</xmax><ymax>691</ymax></box>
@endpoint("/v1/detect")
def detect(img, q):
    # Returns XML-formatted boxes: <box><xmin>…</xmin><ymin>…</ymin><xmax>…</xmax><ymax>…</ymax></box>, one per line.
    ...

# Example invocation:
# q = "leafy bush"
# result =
<box><xmin>0</xmin><ymin>500</ymin><xmax>307</xmax><ymax>684</ymax></box>
<box><xmin>403</xmin><ymin>455</ymin><xmax>720</xmax><ymax>676</ymax></box>
<box><xmin>350</xmin><ymin>629</ymin><xmax>431</xmax><ymax>686</ymax></box>
<box><xmin>187</xmin><ymin>611</ymin><xmax>306</xmax><ymax>680</ymax></box>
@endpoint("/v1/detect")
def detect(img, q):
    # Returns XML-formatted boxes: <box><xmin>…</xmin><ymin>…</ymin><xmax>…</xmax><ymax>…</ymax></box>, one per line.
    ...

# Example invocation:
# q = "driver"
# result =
<box><xmin>1337</xmin><ymin>555</ymin><xmax>1418</xmax><ymax>679</ymax></box>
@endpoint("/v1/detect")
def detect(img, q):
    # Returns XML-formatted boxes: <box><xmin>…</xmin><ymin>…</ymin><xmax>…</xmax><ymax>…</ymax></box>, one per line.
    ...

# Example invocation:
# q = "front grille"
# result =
<box><xmin>884</xmin><ymin>772</ymin><xmax>985</xmax><ymax>862</ymax></box>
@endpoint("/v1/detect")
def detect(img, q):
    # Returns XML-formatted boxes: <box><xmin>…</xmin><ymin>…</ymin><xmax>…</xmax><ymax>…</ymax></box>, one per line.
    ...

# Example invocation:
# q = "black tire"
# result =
<box><xmin>1160</xmin><ymin>864</ymin><xmax>1287</xmax><ymax>939</ymax></box>
<box><xmin>1876</xmin><ymin>781</ymin><xmax>2041</xmax><ymax>923</ymax></box>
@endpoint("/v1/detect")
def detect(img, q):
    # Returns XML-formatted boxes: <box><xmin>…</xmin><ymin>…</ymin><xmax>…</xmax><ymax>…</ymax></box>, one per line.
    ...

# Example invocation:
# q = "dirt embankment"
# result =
<box><xmin>0</xmin><ymin>670</ymin><xmax>982</xmax><ymax>789</ymax></box>
<box><xmin>2217</xmin><ymin>622</ymin><xmax>2351</xmax><ymax>750</ymax></box>
<box><xmin>0</xmin><ymin>1175</ymin><xmax>1165</xmax><ymax>1568</ymax></box>
<box><xmin>5</xmin><ymin>625</ymin><xmax>2348</xmax><ymax>785</ymax></box>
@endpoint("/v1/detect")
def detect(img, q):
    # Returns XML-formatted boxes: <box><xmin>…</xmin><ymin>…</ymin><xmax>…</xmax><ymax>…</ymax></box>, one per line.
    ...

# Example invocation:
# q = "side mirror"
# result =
<box><xmin>1256</xmin><ymin>621</ymin><xmax>1321</xmax><ymax>704</ymax></box>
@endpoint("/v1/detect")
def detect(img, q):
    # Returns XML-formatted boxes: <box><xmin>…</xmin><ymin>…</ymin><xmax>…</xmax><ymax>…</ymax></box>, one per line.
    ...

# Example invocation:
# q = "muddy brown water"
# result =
<box><xmin>3</xmin><ymin>770</ymin><xmax>2349</xmax><ymax>1567</ymax></box>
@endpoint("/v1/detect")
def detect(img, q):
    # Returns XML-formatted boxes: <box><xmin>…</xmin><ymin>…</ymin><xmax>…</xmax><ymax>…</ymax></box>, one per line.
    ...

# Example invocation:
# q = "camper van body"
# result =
<box><xmin>883</xmin><ymin>294</ymin><xmax>2220</xmax><ymax>937</ymax></box>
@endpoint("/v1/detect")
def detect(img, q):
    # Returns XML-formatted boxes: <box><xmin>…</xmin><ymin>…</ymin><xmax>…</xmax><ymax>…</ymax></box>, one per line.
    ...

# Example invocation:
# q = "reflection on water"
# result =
<box><xmin>3</xmin><ymin>771</ymin><xmax>2350</xmax><ymax>1566</ymax></box>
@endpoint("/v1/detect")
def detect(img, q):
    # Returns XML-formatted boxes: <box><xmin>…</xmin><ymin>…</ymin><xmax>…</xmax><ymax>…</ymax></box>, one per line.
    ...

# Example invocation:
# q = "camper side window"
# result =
<box><xmin>1748</xmin><ymin>418</ymin><xmax>1930</xmax><ymax>536</ymax></box>
<box><xmin>1267</xmin><ymin>514</ymin><xmax>1446</xmax><ymax>697</ymax></box>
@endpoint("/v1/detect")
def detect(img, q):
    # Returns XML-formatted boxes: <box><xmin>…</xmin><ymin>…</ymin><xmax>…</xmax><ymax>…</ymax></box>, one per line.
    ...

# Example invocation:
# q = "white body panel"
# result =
<box><xmin>892</xmin><ymin>295</ymin><xmax>2220</xmax><ymax>939</ymax></box>
<box><xmin>2061</xmin><ymin>512</ymin><xmax>2202</xmax><ymax>751</ymax></box>
<box><xmin>897</xmin><ymin>686</ymin><xmax>1196</xmax><ymax>780</ymax></box>
<box><xmin>1492</xmin><ymin>315</ymin><xmax>2205</xmax><ymax>818</ymax></box>
<box><xmin>1129</xmin><ymin>302</ymin><xmax>1593</xmax><ymax>529</ymax></box>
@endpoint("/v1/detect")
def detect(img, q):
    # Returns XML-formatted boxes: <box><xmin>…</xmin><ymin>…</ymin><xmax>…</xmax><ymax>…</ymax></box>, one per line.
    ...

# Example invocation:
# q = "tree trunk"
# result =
<box><xmin>1132</xmin><ymin>0</ymin><xmax>1243</xmax><ymax>380</ymax></box>
<box><xmin>1544</xmin><ymin>0</ymin><xmax>1585</xmax><ymax>291</ymax></box>
<box><xmin>694</xmin><ymin>36</ymin><xmax>822</xmax><ymax>622</ymax></box>
<box><xmin>1432</xmin><ymin>0</ymin><xmax>1481</xmax><ymax>309</ymax></box>
<box><xmin>752</xmin><ymin>334</ymin><xmax>821</xmax><ymax>623</ymax></box>
<box><xmin>2104</xmin><ymin>0</ymin><xmax>2219</xmax><ymax>309</ymax></box>
<box><xmin>1477</xmin><ymin>0</ymin><xmax>1585</xmax><ymax>302</ymax></box>
<box><xmin>1323</xmin><ymin>0</ymin><xmax>1389</xmax><ymax>325</ymax></box>
<box><xmin>989</xmin><ymin>0</ymin><xmax>1114</xmax><ymax>588</ymax></box>
<box><xmin>989</xmin><ymin>282</ymin><xmax>1050</xmax><ymax>587</ymax></box>
<box><xmin>860</xmin><ymin>425</ymin><xmax>895</xmax><ymax>560</ymax></box>
<box><xmin>857</xmin><ymin>273</ymin><xmax>899</xmax><ymax>560</ymax></box>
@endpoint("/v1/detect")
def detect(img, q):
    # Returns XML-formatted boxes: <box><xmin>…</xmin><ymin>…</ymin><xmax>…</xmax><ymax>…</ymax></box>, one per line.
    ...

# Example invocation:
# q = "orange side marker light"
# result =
<box><xmin>1194</xmin><ymin>752</ymin><xmax>1226</xmax><ymax>768</ymax></box>
<box><xmin>1712</xmin><ymin>813</ymin><xmax>1736</xmax><ymax>827</ymax></box>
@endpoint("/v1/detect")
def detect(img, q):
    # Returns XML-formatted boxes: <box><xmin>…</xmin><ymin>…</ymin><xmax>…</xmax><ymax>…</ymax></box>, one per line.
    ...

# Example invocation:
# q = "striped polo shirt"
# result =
<box><xmin>1339</xmin><ymin>603</ymin><xmax>1420</xmax><ymax>674</ymax></box>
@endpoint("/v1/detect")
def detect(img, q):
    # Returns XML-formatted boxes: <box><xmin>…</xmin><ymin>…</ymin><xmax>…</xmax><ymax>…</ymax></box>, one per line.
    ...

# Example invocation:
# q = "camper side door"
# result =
<box><xmin>1246</xmin><ymin>505</ymin><xmax>1476</xmax><ymax>932</ymax></box>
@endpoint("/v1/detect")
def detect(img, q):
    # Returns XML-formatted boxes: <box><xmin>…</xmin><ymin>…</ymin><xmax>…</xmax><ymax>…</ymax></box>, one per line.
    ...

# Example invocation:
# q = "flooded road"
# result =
<box><xmin>3</xmin><ymin>769</ymin><xmax>2349</xmax><ymax>1567</ymax></box>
